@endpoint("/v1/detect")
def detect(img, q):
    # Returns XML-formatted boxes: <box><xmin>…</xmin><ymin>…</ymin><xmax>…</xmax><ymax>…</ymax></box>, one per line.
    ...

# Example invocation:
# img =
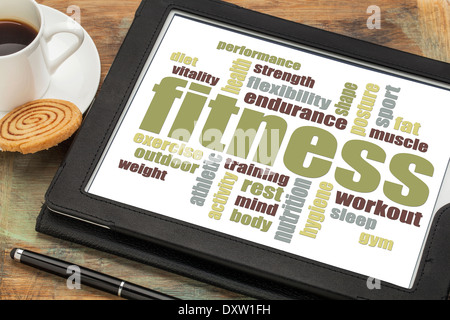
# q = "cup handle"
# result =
<box><xmin>43</xmin><ymin>20</ymin><xmax>85</xmax><ymax>74</ymax></box>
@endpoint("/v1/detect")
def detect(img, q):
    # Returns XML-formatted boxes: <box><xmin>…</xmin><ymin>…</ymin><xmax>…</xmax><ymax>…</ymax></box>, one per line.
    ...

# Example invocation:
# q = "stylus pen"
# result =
<box><xmin>10</xmin><ymin>248</ymin><xmax>179</xmax><ymax>300</ymax></box>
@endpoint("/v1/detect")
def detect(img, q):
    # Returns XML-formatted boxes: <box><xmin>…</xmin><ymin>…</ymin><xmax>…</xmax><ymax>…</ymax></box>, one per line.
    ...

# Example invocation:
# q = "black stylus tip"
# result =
<box><xmin>10</xmin><ymin>248</ymin><xmax>17</xmax><ymax>260</ymax></box>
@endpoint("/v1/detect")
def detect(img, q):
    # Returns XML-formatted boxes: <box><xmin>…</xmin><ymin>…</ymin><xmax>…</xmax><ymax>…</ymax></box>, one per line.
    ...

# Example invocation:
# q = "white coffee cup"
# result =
<box><xmin>0</xmin><ymin>0</ymin><xmax>84</xmax><ymax>112</ymax></box>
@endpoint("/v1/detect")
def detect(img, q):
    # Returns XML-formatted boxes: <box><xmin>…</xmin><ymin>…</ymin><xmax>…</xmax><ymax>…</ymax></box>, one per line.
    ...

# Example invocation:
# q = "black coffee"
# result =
<box><xmin>0</xmin><ymin>20</ymin><xmax>38</xmax><ymax>56</ymax></box>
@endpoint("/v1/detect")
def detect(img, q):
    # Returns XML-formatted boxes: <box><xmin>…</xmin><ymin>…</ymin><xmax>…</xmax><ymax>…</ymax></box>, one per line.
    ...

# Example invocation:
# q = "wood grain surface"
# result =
<box><xmin>0</xmin><ymin>0</ymin><xmax>449</xmax><ymax>300</ymax></box>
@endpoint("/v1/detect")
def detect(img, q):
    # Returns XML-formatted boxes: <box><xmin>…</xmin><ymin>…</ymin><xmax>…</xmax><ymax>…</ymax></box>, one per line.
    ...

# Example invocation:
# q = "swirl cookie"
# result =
<box><xmin>0</xmin><ymin>99</ymin><xmax>82</xmax><ymax>154</ymax></box>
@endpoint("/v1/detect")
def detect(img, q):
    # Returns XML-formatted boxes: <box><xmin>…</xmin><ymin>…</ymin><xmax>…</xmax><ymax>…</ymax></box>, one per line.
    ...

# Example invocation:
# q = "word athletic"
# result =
<box><xmin>172</xmin><ymin>65</ymin><xmax>220</xmax><ymax>86</ymax></box>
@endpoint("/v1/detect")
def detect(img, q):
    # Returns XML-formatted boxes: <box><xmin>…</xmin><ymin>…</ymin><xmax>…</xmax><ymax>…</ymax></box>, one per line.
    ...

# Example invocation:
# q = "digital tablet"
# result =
<box><xmin>41</xmin><ymin>0</ymin><xmax>450</xmax><ymax>299</ymax></box>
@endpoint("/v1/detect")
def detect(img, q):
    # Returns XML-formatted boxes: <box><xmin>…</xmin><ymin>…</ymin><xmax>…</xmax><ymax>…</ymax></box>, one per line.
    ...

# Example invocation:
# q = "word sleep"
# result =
<box><xmin>330</xmin><ymin>207</ymin><xmax>377</xmax><ymax>230</ymax></box>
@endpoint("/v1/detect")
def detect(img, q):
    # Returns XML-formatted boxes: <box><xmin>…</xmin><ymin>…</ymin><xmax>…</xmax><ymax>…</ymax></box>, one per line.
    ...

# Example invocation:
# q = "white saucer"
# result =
<box><xmin>0</xmin><ymin>5</ymin><xmax>101</xmax><ymax>119</ymax></box>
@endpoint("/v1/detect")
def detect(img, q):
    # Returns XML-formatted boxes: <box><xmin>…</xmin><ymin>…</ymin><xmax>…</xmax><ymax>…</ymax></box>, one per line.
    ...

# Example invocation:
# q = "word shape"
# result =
<box><xmin>334</xmin><ymin>82</ymin><xmax>358</xmax><ymax>117</ymax></box>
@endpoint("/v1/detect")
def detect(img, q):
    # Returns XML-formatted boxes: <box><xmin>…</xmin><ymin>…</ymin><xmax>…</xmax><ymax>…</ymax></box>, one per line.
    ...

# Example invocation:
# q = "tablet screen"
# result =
<box><xmin>86</xmin><ymin>11</ymin><xmax>450</xmax><ymax>289</ymax></box>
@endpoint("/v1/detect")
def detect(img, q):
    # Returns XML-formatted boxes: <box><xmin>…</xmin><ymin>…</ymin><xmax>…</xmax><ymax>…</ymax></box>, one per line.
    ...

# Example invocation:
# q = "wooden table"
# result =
<box><xmin>1</xmin><ymin>0</ymin><xmax>449</xmax><ymax>300</ymax></box>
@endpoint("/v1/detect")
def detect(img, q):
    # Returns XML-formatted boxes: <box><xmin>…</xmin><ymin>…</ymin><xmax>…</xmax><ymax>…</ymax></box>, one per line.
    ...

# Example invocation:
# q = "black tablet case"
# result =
<box><xmin>36</xmin><ymin>0</ymin><xmax>450</xmax><ymax>300</ymax></box>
